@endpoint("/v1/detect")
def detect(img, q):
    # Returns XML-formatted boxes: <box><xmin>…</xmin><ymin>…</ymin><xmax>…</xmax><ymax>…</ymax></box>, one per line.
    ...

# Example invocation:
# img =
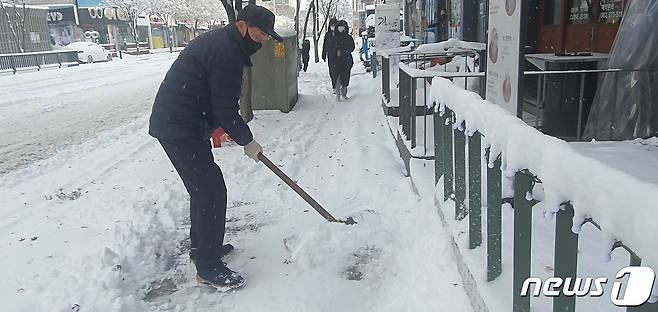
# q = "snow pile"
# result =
<box><xmin>414</xmin><ymin>38</ymin><xmax>485</xmax><ymax>54</ymax></box>
<box><xmin>274</xmin><ymin>15</ymin><xmax>295</xmax><ymax>37</ymax></box>
<box><xmin>398</xmin><ymin>60</ymin><xmax>481</xmax><ymax>93</ymax></box>
<box><xmin>365</xmin><ymin>14</ymin><xmax>375</xmax><ymax>28</ymax></box>
<box><xmin>429</xmin><ymin>77</ymin><xmax>658</xmax><ymax>303</ymax></box>
<box><xmin>377</xmin><ymin>45</ymin><xmax>413</xmax><ymax>58</ymax></box>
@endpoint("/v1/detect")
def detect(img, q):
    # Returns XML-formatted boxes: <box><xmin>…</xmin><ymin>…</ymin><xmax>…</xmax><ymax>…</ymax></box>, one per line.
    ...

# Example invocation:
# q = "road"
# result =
<box><xmin>0</xmin><ymin>53</ymin><xmax>176</xmax><ymax>173</ymax></box>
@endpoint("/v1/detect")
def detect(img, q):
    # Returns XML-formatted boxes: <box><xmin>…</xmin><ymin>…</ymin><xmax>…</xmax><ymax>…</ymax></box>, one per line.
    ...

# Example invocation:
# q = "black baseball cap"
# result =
<box><xmin>237</xmin><ymin>5</ymin><xmax>283</xmax><ymax>42</ymax></box>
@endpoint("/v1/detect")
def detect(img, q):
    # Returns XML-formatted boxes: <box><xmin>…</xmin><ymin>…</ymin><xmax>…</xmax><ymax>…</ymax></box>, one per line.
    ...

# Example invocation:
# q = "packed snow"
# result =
<box><xmin>0</xmin><ymin>51</ymin><xmax>474</xmax><ymax>311</ymax></box>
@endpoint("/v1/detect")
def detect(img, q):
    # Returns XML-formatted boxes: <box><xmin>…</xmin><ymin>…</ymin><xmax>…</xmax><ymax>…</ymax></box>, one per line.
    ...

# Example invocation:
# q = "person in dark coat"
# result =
<box><xmin>332</xmin><ymin>20</ymin><xmax>355</xmax><ymax>100</ymax></box>
<box><xmin>322</xmin><ymin>18</ymin><xmax>338</xmax><ymax>90</ymax></box>
<box><xmin>148</xmin><ymin>4</ymin><xmax>282</xmax><ymax>291</ymax></box>
<box><xmin>301</xmin><ymin>39</ymin><xmax>310</xmax><ymax>72</ymax></box>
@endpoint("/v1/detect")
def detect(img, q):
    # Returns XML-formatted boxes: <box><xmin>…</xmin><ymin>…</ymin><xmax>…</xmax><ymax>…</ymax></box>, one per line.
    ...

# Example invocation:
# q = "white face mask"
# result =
<box><xmin>330</xmin><ymin>26</ymin><xmax>335</xmax><ymax>31</ymax></box>
<box><xmin>337</xmin><ymin>26</ymin><xmax>345</xmax><ymax>32</ymax></box>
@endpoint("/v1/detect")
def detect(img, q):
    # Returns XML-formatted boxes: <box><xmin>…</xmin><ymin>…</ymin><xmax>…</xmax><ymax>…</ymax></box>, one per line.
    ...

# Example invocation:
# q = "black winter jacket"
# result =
<box><xmin>332</xmin><ymin>31</ymin><xmax>355</xmax><ymax>71</ymax></box>
<box><xmin>148</xmin><ymin>25</ymin><xmax>253</xmax><ymax>146</ymax></box>
<box><xmin>321</xmin><ymin>31</ymin><xmax>336</xmax><ymax>62</ymax></box>
<box><xmin>301</xmin><ymin>41</ymin><xmax>310</xmax><ymax>61</ymax></box>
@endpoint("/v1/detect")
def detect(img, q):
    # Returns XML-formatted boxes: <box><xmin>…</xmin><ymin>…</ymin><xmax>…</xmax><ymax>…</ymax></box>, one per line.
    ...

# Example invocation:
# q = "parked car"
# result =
<box><xmin>61</xmin><ymin>42</ymin><xmax>113</xmax><ymax>63</ymax></box>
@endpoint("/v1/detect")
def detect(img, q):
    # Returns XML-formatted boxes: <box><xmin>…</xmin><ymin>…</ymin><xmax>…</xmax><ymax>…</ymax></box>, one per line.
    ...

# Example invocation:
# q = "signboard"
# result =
<box><xmin>569</xmin><ymin>0</ymin><xmax>591</xmax><ymax>24</ymax></box>
<box><xmin>485</xmin><ymin>0</ymin><xmax>524</xmax><ymax>116</ymax></box>
<box><xmin>598</xmin><ymin>0</ymin><xmax>624</xmax><ymax>24</ymax></box>
<box><xmin>274</xmin><ymin>42</ymin><xmax>285</xmax><ymax>58</ymax></box>
<box><xmin>77</xmin><ymin>0</ymin><xmax>102</xmax><ymax>6</ymax></box>
<box><xmin>47</xmin><ymin>6</ymin><xmax>77</xmax><ymax>24</ymax></box>
<box><xmin>375</xmin><ymin>4</ymin><xmax>401</xmax><ymax>51</ymax></box>
<box><xmin>78</xmin><ymin>7</ymin><xmax>129</xmax><ymax>25</ymax></box>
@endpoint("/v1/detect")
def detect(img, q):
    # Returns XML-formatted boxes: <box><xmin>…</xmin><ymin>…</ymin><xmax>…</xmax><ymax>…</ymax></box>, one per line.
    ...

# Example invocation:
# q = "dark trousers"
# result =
<box><xmin>158</xmin><ymin>138</ymin><xmax>227</xmax><ymax>265</ymax></box>
<box><xmin>328</xmin><ymin>59</ymin><xmax>337</xmax><ymax>88</ymax></box>
<box><xmin>302</xmin><ymin>57</ymin><xmax>309</xmax><ymax>72</ymax></box>
<box><xmin>335</xmin><ymin>66</ymin><xmax>352</xmax><ymax>88</ymax></box>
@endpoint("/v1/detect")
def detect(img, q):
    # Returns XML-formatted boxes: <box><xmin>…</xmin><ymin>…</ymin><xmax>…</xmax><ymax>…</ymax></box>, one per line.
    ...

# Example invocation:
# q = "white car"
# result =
<box><xmin>62</xmin><ymin>42</ymin><xmax>113</xmax><ymax>63</ymax></box>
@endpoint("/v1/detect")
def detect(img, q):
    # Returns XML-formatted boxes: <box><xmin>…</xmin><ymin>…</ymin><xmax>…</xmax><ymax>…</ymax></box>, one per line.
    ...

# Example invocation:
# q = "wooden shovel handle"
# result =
<box><xmin>258</xmin><ymin>153</ymin><xmax>339</xmax><ymax>223</ymax></box>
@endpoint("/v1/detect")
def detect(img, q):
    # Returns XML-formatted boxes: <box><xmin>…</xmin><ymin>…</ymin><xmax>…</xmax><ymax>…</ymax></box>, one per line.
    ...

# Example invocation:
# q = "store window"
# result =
<box><xmin>569</xmin><ymin>0</ymin><xmax>593</xmax><ymax>24</ymax></box>
<box><xmin>544</xmin><ymin>0</ymin><xmax>561</xmax><ymax>25</ymax></box>
<box><xmin>450</xmin><ymin>0</ymin><xmax>462</xmax><ymax>27</ymax></box>
<box><xmin>598</xmin><ymin>0</ymin><xmax>624</xmax><ymax>24</ymax></box>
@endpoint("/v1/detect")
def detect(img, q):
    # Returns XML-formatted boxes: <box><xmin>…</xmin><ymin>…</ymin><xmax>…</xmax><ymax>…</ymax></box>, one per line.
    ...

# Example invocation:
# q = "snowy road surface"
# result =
<box><xmin>0</xmin><ymin>54</ymin><xmax>472</xmax><ymax>311</ymax></box>
<box><xmin>0</xmin><ymin>54</ymin><xmax>176</xmax><ymax>174</ymax></box>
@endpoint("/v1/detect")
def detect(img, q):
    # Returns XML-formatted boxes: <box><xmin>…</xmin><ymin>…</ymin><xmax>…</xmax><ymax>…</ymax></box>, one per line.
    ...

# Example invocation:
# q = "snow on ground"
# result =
<box><xmin>0</xmin><ymin>52</ymin><xmax>473</xmax><ymax>311</ymax></box>
<box><xmin>0</xmin><ymin>53</ymin><xmax>177</xmax><ymax>174</ymax></box>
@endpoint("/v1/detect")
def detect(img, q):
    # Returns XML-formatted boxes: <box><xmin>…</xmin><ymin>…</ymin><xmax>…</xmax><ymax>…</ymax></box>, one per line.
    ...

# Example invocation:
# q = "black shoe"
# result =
<box><xmin>196</xmin><ymin>263</ymin><xmax>245</xmax><ymax>291</ymax></box>
<box><xmin>189</xmin><ymin>244</ymin><xmax>234</xmax><ymax>262</ymax></box>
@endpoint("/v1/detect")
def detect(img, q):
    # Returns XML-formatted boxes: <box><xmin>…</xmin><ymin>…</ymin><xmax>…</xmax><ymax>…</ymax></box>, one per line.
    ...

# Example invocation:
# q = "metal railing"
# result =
<box><xmin>395</xmin><ymin>62</ymin><xmax>658</xmax><ymax>154</ymax></box>
<box><xmin>435</xmin><ymin>105</ymin><xmax>657</xmax><ymax>312</ymax></box>
<box><xmin>0</xmin><ymin>50</ymin><xmax>79</xmax><ymax>74</ymax></box>
<box><xmin>395</xmin><ymin>54</ymin><xmax>484</xmax><ymax>154</ymax></box>
<box><xmin>388</xmin><ymin>58</ymin><xmax>658</xmax><ymax>311</ymax></box>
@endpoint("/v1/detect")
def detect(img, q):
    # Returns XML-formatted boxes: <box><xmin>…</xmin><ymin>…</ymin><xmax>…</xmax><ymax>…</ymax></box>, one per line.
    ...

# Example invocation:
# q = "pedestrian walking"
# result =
<box><xmin>322</xmin><ymin>18</ymin><xmax>339</xmax><ymax>91</ymax></box>
<box><xmin>332</xmin><ymin>20</ymin><xmax>355</xmax><ymax>100</ymax></box>
<box><xmin>148</xmin><ymin>4</ymin><xmax>282</xmax><ymax>292</ymax></box>
<box><xmin>301</xmin><ymin>39</ymin><xmax>310</xmax><ymax>72</ymax></box>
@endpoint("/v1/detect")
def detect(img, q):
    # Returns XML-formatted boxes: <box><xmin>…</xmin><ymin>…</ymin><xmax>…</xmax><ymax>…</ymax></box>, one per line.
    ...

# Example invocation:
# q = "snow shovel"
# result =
<box><xmin>258</xmin><ymin>153</ymin><xmax>357</xmax><ymax>225</ymax></box>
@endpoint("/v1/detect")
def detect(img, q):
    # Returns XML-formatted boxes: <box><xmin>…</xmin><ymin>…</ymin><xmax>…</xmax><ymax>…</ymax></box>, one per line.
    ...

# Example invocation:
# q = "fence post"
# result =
<box><xmin>513</xmin><ymin>170</ymin><xmax>534</xmax><ymax>312</ymax></box>
<box><xmin>382</xmin><ymin>55</ymin><xmax>390</xmax><ymax>102</ymax></box>
<box><xmin>411</xmin><ymin>77</ymin><xmax>417</xmax><ymax>149</ymax></box>
<box><xmin>443</xmin><ymin>108</ymin><xmax>454</xmax><ymax>201</ymax></box>
<box><xmin>454</xmin><ymin>122</ymin><xmax>467</xmax><ymax>220</ymax></box>
<box><xmin>487</xmin><ymin>149</ymin><xmax>502</xmax><ymax>281</ymax></box>
<box><xmin>434</xmin><ymin>109</ymin><xmax>444</xmax><ymax>185</ymax></box>
<box><xmin>372</xmin><ymin>51</ymin><xmax>378</xmax><ymax>78</ymax></box>
<box><xmin>553</xmin><ymin>202</ymin><xmax>578</xmax><ymax>312</ymax></box>
<box><xmin>468</xmin><ymin>132</ymin><xmax>482</xmax><ymax>248</ymax></box>
<box><xmin>399</xmin><ymin>70</ymin><xmax>409</xmax><ymax>136</ymax></box>
<box><xmin>625</xmin><ymin>250</ymin><xmax>656</xmax><ymax>312</ymax></box>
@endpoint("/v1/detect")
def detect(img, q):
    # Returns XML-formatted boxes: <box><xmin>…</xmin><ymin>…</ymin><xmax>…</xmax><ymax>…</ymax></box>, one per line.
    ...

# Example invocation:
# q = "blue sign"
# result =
<box><xmin>77</xmin><ymin>0</ymin><xmax>102</xmax><ymax>7</ymax></box>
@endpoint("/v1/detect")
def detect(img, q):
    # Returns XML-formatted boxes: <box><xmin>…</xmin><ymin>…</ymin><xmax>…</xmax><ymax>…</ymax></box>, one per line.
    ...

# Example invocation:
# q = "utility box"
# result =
<box><xmin>251</xmin><ymin>35</ymin><xmax>299</xmax><ymax>113</ymax></box>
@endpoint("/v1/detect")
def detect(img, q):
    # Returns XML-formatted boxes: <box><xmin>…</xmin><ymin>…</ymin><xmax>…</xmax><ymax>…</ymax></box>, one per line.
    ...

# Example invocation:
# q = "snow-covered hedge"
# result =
<box><xmin>429</xmin><ymin>77</ymin><xmax>658</xmax><ymax>303</ymax></box>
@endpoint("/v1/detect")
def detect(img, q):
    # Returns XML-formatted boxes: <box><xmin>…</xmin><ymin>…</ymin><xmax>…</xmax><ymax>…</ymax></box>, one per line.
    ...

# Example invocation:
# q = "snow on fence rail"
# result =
<box><xmin>0</xmin><ymin>50</ymin><xmax>79</xmax><ymax>74</ymax></box>
<box><xmin>428</xmin><ymin>76</ymin><xmax>658</xmax><ymax>311</ymax></box>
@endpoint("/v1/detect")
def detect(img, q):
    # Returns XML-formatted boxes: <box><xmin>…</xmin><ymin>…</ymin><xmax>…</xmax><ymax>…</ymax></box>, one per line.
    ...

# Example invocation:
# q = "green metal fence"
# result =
<box><xmin>433</xmin><ymin>107</ymin><xmax>658</xmax><ymax>312</ymax></box>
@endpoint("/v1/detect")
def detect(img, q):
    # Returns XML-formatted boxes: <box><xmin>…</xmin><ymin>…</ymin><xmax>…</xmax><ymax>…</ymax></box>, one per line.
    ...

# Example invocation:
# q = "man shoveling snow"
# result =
<box><xmin>148</xmin><ymin>5</ymin><xmax>282</xmax><ymax>291</ymax></box>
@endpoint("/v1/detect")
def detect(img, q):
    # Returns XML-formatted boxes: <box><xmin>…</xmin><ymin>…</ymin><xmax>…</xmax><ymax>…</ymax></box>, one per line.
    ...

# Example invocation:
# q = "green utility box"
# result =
<box><xmin>251</xmin><ymin>35</ymin><xmax>299</xmax><ymax>113</ymax></box>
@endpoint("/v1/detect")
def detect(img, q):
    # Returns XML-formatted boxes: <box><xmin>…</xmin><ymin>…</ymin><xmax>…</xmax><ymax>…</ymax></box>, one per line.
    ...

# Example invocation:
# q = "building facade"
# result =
<box><xmin>417</xmin><ymin>0</ymin><xmax>627</xmax><ymax>53</ymax></box>
<box><xmin>0</xmin><ymin>3</ymin><xmax>51</xmax><ymax>53</ymax></box>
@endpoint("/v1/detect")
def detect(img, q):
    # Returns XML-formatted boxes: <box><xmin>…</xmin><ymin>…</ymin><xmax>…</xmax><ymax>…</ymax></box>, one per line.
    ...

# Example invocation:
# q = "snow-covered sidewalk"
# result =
<box><xmin>0</xmin><ymin>57</ymin><xmax>472</xmax><ymax>311</ymax></box>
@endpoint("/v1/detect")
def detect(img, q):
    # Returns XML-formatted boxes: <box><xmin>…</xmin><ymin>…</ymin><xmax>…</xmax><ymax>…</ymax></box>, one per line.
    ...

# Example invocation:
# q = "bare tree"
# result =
<box><xmin>1</xmin><ymin>0</ymin><xmax>27</xmax><ymax>53</ymax></box>
<box><xmin>317</xmin><ymin>0</ymin><xmax>335</xmax><ymax>34</ymax></box>
<box><xmin>239</xmin><ymin>0</ymin><xmax>256</xmax><ymax>123</ymax></box>
<box><xmin>312</xmin><ymin>0</ymin><xmax>319</xmax><ymax>62</ymax></box>
<box><xmin>302</xmin><ymin>1</ymin><xmax>313</xmax><ymax>42</ymax></box>
<box><xmin>294</xmin><ymin>0</ymin><xmax>300</xmax><ymax>40</ymax></box>
<box><xmin>218</xmin><ymin>0</ymin><xmax>236</xmax><ymax>23</ymax></box>
<box><xmin>215</xmin><ymin>0</ymin><xmax>254</xmax><ymax>123</ymax></box>
<box><xmin>145</xmin><ymin>0</ymin><xmax>188</xmax><ymax>52</ymax></box>
<box><xmin>102</xmin><ymin>0</ymin><xmax>148</xmax><ymax>55</ymax></box>
<box><xmin>180</xmin><ymin>0</ymin><xmax>225</xmax><ymax>37</ymax></box>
